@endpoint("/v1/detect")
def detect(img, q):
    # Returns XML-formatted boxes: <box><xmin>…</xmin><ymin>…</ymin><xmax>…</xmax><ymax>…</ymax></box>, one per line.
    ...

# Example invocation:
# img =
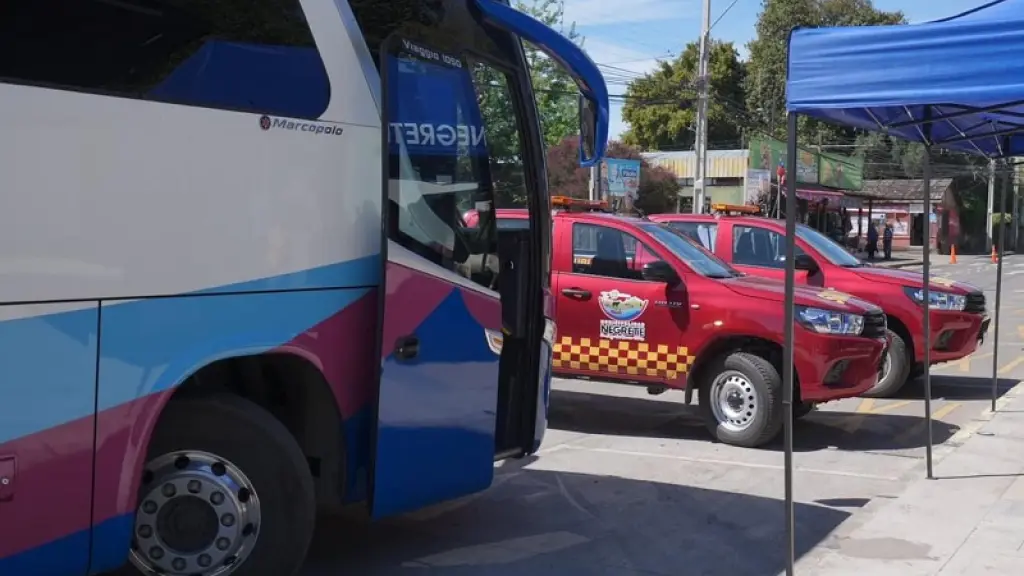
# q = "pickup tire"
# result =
<box><xmin>120</xmin><ymin>394</ymin><xmax>315</xmax><ymax>576</ymax></box>
<box><xmin>699</xmin><ymin>352</ymin><xmax>784</xmax><ymax>448</ymax></box>
<box><xmin>863</xmin><ymin>329</ymin><xmax>910</xmax><ymax>398</ymax></box>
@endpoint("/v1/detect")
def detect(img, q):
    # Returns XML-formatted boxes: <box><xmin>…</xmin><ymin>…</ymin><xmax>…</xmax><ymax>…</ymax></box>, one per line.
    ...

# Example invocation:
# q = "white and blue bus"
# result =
<box><xmin>0</xmin><ymin>0</ymin><xmax>609</xmax><ymax>575</ymax></box>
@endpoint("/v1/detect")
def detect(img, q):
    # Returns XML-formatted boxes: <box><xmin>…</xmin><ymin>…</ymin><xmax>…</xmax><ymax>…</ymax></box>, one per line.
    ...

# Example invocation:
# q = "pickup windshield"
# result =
<box><xmin>638</xmin><ymin>222</ymin><xmax>741</xmax><ymax>279</ymax></box>
<box><xmin>796</xmin><ymin>224</ymin><xmax>863</xmax><ymax>267</ymax></box>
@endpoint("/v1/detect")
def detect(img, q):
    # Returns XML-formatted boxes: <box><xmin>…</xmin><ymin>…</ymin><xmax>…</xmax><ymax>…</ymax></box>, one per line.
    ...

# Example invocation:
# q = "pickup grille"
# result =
<box><xmin>964</xmin><ymin>291</ymin><xmax>986</xmax><ymax>314</ymax></box>
<box><xmin>862</xmin><ymin>311</ymin><xmax>887</xmax><ymax>338</ymax></box>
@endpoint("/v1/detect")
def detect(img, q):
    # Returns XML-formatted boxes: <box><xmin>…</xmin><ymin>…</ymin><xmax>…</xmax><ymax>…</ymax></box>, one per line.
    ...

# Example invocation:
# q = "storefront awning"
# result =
<box><xmin>783</xmin><ymin>187</ymin><xmax>862</xmax><ymax>208</ymax></box>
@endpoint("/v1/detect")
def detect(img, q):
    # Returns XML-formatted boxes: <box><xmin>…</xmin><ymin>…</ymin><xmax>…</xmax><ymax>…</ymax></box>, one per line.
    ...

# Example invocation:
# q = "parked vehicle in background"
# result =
<box><xmin>0</xmin><ymin>1</ymin><xmax>610</xmax><ymax>575</ymax></box>
<box><xmin>652</xmin><ymin>206</ymin><xmax>990</xmax><ymax>398</ymax></box>
<box><xmin>470</xmin><ymin>198</ymin><xmax>888</xmax><ymax>448</ymax></box>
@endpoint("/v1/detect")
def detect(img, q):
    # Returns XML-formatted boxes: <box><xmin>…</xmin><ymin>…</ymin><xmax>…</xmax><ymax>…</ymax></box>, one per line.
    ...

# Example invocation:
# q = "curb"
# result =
<box><xmin>872</xmin><ymin>260</ymin><xmax>923</xmax><ymax>269</ymax></box>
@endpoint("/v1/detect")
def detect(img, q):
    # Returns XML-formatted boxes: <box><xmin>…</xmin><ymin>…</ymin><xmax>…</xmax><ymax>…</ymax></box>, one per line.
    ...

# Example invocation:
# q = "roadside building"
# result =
<box><xmin>854</xmin><ymin>179</ymin><xmax>957</xmax><ymax>253</ymax></box>
<box><xmin>641</xmin><ymin>150</ymin><xmax>747</xmax><ymax>211</ymax></box>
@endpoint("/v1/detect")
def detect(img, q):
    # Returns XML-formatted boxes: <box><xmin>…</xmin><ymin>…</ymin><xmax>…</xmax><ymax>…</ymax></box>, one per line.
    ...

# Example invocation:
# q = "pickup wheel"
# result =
<box><xmin>863</xmin><ymin>329</ymin><xmax>910</xmax><ymax>398</ymax></box>
<box><xmin>699</xmin><ymin>352</ymin><xmax>784</xmax><ymax>448</ymax></box>
<box><xmin>120</xmin><ymin>394</ymin><xmax>315</xmax><ymax>576</ymax></box>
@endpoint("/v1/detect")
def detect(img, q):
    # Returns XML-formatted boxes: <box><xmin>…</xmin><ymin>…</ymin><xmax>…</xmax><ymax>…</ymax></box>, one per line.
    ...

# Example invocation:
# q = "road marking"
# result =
<box><xmin>842</xmin><ymin>399</ymin><xmax>874</xmax><ymax>433</ymax></box>
<box><xmin>892</xmin><ymin>402</ymin><xmax>962</xmax><ymax>446</ymax></box>
<box><xmin>558</xmin><ymin>445</ymin><xmax>901</xmax><ymax>481</ymax></box>
<box><xmin>999</xmin><ymin>356</ymin><xmax>1024</xmax><ymax>375</ymax></box>
<box><xmin>958</xmin><ymin>352</ymin><xmax>993</xmax><ymax>372</ymax></box>
<box><xmin>868</xmin><ymin>400</ymin><xmax>915</xmax><ymax>415</ymax></box>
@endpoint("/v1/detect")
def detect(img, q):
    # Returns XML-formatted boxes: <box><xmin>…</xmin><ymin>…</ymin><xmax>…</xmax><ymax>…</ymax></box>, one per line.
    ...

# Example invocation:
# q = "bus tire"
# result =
<box><xmin>863</xmin><ymin>329</ymin><xmax>910</xmax><ymax>398</ymax></box>
<box><xmin>122</xmin><ymin>394</ymin><xmax>315</xmax><ymax>576</ymax></box>
<box><xmin>699</xmin><ymin>351</ymin><xmax>783</xmax><ymax>448</ymax></box>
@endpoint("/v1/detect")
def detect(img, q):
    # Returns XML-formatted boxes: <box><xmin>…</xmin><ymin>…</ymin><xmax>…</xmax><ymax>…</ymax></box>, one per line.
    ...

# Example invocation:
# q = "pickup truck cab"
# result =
<box><xmin>650</xmin><ymin>208</ymin><xmax>990</xmax><ymax>398</ymax></box>
<box><xmin>472</xmin><ymin>198</ymin><xmax>888</xmax><ymax>447</ymax></box>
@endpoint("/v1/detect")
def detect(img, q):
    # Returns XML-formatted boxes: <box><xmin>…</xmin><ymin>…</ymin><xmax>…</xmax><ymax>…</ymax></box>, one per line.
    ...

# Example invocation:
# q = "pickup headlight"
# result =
<box><xmin>796</xmin><ymin>306</ymin><xmax>865</xmax><ymax>336</ymax></box>
<box><xmin>903</xmin><ymin>287</ymin><xmax>966</xmax><ymax>311</ymax></box>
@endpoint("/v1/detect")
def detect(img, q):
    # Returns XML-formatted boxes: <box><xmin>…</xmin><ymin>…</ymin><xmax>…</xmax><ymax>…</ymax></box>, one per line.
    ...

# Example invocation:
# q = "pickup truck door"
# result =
<box><xmin>553</xmin><ymin>222</ymin><xmax>688</xmax><ymax>386</ymax></box>
<box><xmin>724</xmin><ymin>223</ymin><xmax>810</xmax><ymax>284</ymax></box>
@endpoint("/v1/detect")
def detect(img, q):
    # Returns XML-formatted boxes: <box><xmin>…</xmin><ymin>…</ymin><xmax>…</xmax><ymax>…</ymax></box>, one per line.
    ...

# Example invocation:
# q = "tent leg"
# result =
<box><xmin>783</xmin><ymin>113</ymin><xmax>798</xmax><ymax>576</ymax></box>
<box><xmin>993</xmin><ymin>159</ymin><xmax>1008</xmax><ymax>412</ymax></box>
<box><xmin>922</xmin><ymin>146</ymin><xmax>934</xmax><ymax>480</ymax></box>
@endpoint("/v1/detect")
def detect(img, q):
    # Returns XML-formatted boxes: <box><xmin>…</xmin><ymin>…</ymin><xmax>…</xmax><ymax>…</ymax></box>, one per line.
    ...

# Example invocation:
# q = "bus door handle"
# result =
<box><xmin>394</xmin><ymin>335</ymin><xmax>420</xmax><ymax>360</ymax></box>
<box><xmin>561</xmin><ymin>287</ymin><xmax>591</xmax><ymax>300</ymax></box>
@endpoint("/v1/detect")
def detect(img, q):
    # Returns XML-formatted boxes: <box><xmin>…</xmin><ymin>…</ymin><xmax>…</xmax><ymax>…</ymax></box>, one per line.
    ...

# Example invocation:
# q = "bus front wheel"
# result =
<box><xmin>122</xmin><ymin>394</ymin><xmax>315</xmax><ymax>576</ymax></box>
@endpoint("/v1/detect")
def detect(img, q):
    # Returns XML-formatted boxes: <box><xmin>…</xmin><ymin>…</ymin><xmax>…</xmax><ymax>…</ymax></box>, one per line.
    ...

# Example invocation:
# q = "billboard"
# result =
<box><xmin>603</xmin><ymin>158</ymin><xmax>641</xmax><ymax>198</ymax></box>
<box><xmin>819</xmin><ymin>152</ymin><xmax>864</xmax><ymax>191</ymax></box>
<box><xmin>748</xmin><ymin>136</ymin><xmax>818</xmax><ymax>185</ymax></box>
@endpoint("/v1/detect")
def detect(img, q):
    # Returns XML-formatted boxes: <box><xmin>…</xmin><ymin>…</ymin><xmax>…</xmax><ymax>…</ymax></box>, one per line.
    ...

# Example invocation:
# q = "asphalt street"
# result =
<box><xmin>300</xmin><ymin>253</ymin><xmax>1024</xmax><ymax>576</ymax></box>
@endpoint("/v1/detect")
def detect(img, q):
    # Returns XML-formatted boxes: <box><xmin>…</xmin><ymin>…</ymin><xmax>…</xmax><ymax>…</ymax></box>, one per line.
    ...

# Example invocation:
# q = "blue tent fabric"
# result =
<box><xmin>148</xmin><ymin>41</ymin><xmax>330</xmax><ymax>120</ymax></box>
<box><xmin>786</xmin><ymin>0</ymin><xmax>1024</xmax><ymax>157</ymax></box>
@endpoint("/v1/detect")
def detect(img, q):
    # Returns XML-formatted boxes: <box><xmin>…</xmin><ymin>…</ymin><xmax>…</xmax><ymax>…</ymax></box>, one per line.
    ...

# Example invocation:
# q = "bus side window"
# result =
<box><xmin>0</xmin><ymin>0</ymin><xmax>330</xmax><ymax>120</ymax></box>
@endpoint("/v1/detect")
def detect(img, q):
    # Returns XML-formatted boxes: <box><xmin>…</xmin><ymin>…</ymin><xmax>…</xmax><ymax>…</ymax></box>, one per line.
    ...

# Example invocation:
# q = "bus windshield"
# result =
<box><xmin>638</xmin><ymin>223</ymin><xmax>742</xmax><ymax>279</ymax></box>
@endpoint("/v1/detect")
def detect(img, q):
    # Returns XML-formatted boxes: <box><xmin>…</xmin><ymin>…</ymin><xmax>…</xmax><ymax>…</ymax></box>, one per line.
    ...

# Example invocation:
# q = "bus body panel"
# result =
<box><xmin>0</xmin><ymin>0</ymin><xmax>604</xmax><ymax>571</ymax></box>
<box><xmin>0</xmin><ymin>0</ymin><xmax>384</xmax><ymax>570</ymax></box>
<box><xmin>373</xmin><ymin>243</ymin><xmax>501</xmax><ymax>518</ymax></box>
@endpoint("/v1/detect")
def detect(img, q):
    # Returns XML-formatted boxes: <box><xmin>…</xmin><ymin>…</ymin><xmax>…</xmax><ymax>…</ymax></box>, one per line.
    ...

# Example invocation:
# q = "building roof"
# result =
<box><xmin>858</xmin><ymin>179</ymin><xmax>952</xmax><ymax>201</ymax></box>
<box><xmin>640</xmin><ymin>149</ymin><xmax>748</xmax><ymax>179</ymax></box>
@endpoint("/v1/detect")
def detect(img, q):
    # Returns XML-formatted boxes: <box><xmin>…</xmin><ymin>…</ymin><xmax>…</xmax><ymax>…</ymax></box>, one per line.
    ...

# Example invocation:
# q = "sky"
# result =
<box><xmin>560</xmin><ymin>0</ymin><xmax>988</xmax><ymax>141</ymax></box>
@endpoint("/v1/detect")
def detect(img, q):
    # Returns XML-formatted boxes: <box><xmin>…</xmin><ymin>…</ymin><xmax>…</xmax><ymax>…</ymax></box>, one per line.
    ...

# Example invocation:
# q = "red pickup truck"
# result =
<box><xmin>468</xmin><ymin>199</ymin><xmax>888</xmax><ymax>447</ymax></box>
<box><xmin>650</xmin><ymin>210</ymin><xmax>990</xmax><ymax>398</ymax></box>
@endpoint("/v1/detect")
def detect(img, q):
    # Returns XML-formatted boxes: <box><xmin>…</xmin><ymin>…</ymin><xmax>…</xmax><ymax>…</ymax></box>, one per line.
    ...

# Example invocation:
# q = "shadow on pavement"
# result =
<box><xmin>549</xmin><ymin>389</ymin><xmax>958</xmax><ymax>452</ymax></box>
<box><xmin>894</xmin><ymin>375</ymin><xmax>1018</xmax><ymax>401</ymax></box>
<box><xmin>301</xmin><ymin>467</ymin><xmax>850</xmax><ymax>576</ymax></box>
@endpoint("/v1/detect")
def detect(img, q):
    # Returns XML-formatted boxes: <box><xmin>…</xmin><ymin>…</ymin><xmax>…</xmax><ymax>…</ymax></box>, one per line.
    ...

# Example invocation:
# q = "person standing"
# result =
<box><xmin>867</xmin><ymin>222</ymin><xmax>879</xmax><ymax>260</ymax></box>
<box><xmin>883</xmin><ymin>221</ymin><xmax>894</xmax><ymax>260</ymax></box>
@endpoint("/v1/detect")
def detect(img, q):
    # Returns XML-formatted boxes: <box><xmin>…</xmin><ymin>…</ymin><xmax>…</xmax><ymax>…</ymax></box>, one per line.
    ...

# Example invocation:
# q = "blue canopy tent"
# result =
<box><xmin>787</xmin><ymin>0</ymin><xmax>1024</xmax><ymax>157</ymax></box>
<box><xmin>776</xmin><ymin>3</ymin><xmax>1024</xmax><ymax>573</ymax></box>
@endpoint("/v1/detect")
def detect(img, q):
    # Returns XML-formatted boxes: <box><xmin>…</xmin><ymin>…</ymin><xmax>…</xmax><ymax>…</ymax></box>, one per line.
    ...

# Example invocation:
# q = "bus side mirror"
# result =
<box><xmin>579</xmin><ymin>94</ymin><xmax>598</xmax><ymax>165</ymax></box>
<box><xmin>794</xmin><ymin>253</ymin><xmax>818</xmax><ymax>272</ymax></box>
<box><xmin>642</xmin><ymin>261</ymin><xmax>681</xmax><ymax>285</ymax></box>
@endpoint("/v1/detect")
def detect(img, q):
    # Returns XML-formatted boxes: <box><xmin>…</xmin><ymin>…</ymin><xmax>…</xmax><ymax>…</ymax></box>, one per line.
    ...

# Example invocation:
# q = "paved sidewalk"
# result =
<box><xmin>797</xmin><ymin>381</ymin><xmax>1024</xmax><ymax>575</ymax></box>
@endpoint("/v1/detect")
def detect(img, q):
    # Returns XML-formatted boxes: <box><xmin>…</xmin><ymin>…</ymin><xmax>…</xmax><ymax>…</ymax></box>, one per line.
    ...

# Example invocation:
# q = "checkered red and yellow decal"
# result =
<box><xmin>552</xmin><ymin>336</ymin><xmax>695</xmax><ymax>379</ymax></box>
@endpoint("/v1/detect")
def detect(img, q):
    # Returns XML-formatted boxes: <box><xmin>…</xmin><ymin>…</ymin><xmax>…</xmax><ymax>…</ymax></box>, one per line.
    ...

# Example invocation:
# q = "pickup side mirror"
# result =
<box><xmin>794</xmin><ymin>253</ymin><xmax>818</xmax><ymax>272</ymax></box>
<box><xmin>642</xmin><ymin>261</ymin><xmax>681</xmax><ymax>285</ymax></box>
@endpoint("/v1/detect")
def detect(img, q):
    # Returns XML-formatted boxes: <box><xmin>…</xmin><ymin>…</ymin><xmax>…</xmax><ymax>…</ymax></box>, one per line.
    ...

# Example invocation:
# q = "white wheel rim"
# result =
<box><xmin>710</xmin><ymin>371</ymin><xmax>759</xmax><ymax>432</ymax></box>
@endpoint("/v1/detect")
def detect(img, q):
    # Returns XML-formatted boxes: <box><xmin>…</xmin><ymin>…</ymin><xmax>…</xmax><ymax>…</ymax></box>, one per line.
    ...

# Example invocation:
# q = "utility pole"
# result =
<box><xmin>692</xmin><ymin>0</ymin><xmax>711</xmax><ymax>214</ymax></box>
<box><xmin>987</xmin><ymin>158</ymin><xmax>996</xmax><ymax>252</ymax></box>
<box><xmin>589</xmin><ymin>163</ymin><xmax>600</xmax><ymax>201</ymax></box>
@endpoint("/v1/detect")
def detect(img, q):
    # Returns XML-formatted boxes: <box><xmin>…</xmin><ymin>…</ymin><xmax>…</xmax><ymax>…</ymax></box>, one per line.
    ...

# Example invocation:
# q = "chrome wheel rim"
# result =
<box><xmin>710</xmin><ymin>371</ymin><xmax>759</xmax><ymax>432</ymax></box>
<box><xmin>129</xmin><ymin>450</ymin><xmax>261</xmax><ymax>576</ymax></box>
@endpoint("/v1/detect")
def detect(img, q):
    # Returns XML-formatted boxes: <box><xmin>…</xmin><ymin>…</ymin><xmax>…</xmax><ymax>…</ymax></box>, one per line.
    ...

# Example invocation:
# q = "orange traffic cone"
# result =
<box><xmin>950</xmin><ymin>245</ymin><xmax>957</xmax><ymax>264</ymax></box>
<box><xmin>992</xmin><ymin>245</ymin><xmax>998</xmax><ymax>263</ymax></box>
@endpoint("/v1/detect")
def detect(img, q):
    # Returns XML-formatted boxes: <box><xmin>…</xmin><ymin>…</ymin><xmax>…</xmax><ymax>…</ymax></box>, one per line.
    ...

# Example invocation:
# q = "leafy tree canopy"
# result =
<box><xmin>621</xmin><ymin>40</ymin><xmax>746</xmax><ymax>151</ymax></box>
<box><xmin>546</xmin><ymin>137</ymin><xmax>681</xmax><ymax>214</ymax></box>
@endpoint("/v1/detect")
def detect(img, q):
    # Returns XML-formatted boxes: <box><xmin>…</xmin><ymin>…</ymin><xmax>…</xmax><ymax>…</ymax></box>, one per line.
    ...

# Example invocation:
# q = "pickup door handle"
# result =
<box><xmin>561</xmin><ymin>287</ymin><xmax>591</xmax><ymax>299</ymax></box>
<box><xmin>393</xmin><ymin>335</ymin><xmax>420</xmax><ymax>360</ymax></box>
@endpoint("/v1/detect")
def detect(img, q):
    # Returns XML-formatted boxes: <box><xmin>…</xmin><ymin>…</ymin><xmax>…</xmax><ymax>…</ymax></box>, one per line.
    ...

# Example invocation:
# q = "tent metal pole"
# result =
<box><xmin>994</xmin><ymin>154</ymin><xmax>1008</xmax><ymax>412</ymax></box>
<box><xmin>922</xmin><ymin>142</ymin><xmax>934</xmax><ymax>480</ymax></box>
<box><xmin>783</xmin><ymin>113</ymin><xmax>798</xmax><ymax>576</ymax></box>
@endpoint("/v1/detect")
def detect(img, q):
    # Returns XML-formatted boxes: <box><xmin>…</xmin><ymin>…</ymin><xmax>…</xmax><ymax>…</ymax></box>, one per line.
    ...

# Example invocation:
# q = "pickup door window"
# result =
<box><xmin>668</xmin><ymin>222</ymin><xmax>718</xmax><ymax>251</ymax></box>
<box><xmin>553</xmin><ymin>223</ymin><xmax>690</xmax><ymax>384</ymax></box>
<box><xmin>730</xmin><ymin>224</ymin><xmax>810</xmax><ymax>283</ymax></box>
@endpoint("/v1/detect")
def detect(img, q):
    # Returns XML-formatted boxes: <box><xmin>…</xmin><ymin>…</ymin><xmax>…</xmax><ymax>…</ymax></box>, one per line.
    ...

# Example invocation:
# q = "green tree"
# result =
<box><xmin>546</xmin><ymin>137</ymin><xmax>681</xmax><ymax>213</ymax></box>
<box><xmin>744</xmin><ymin>0</ymin><xmax>904</xmax><ymax>144</ymax></box>
<box><xmin>517</xmin><ymin>0</ymin><xmax>585</xmax><ymax>147</ymax></box>
<box><xmin>620</xmin><ymin>40</ymin><xmax>746</xmax><ymax>151</ymax></box>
